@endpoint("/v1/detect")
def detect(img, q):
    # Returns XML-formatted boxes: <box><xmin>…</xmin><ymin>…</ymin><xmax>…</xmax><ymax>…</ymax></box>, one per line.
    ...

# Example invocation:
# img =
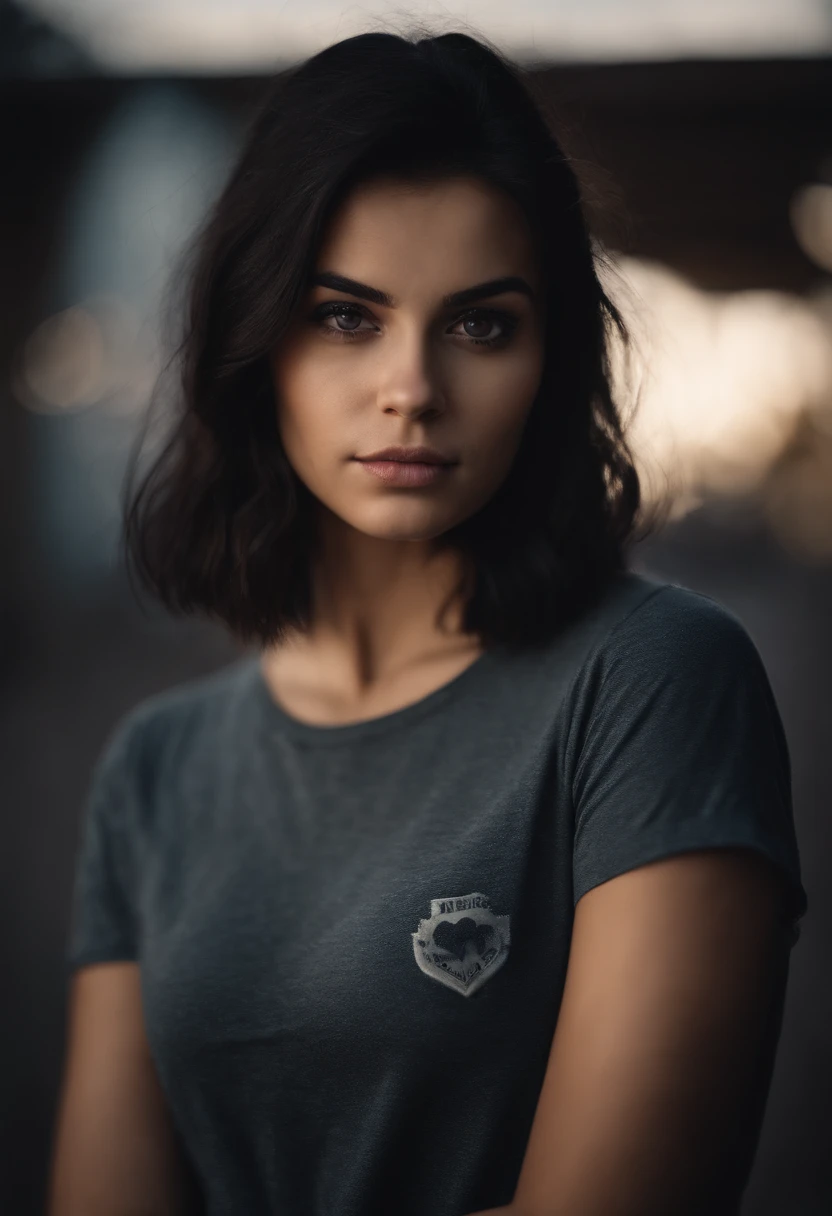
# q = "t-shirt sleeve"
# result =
<box><xmin>570</xmin><ymin>585</ymin><xmax>809</xmax><ymax>946</ymax></box>
<box><xmin>65</xmin><ymin>712</ymin><xmax>143</xmax><ymax>971</ymax></box>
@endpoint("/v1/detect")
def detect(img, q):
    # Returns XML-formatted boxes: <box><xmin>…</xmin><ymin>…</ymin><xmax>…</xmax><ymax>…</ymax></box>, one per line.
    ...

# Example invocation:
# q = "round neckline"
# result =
<box><xmin>247</xmin><ymin>644</ymin><xmax>498</xmax><ymax>747</ymax></box>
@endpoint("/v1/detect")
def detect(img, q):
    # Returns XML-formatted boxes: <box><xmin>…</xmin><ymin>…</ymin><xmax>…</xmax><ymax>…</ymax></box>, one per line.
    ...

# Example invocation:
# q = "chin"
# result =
<box><xmin>338</xmin><ymin>501</ymin><xmax>468</xmax><ymax>543</ymax></box>
<box><xmin>352</xmin><ymin>519</ymin><xmax>452</xmax><ymax>543</ymax></box>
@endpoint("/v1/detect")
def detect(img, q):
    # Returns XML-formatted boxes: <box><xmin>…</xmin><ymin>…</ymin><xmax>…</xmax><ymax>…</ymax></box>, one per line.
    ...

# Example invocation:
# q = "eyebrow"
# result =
<box><xmin>308</xmin><ymin>271</ymin><xmax>535</xmax><ymax>309</ymax></box>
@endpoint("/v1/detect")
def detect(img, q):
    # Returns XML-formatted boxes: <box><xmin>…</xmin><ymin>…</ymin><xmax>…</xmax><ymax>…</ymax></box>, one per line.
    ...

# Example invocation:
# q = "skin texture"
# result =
<box><xmin>504</xmin><ymin>849</ymin><xmax>791</xmax><ymax>1216</ymax></box>
<box><xmin>48</xmin><ymin>963</ymin><xmax>200</xmax><ymax>1216</ymax></box>
<box><xmin>49</xmin><ymin>175</ymin><xmax>792</xmax><ymax>1215</ymax></box>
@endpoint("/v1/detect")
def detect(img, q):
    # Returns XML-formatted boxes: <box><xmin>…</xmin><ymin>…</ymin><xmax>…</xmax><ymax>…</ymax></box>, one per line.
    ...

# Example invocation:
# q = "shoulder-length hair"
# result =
<box><xmin>123</xmin><ymin>24</ymin><xmax>660</xmax><ymax>654</ymax></box>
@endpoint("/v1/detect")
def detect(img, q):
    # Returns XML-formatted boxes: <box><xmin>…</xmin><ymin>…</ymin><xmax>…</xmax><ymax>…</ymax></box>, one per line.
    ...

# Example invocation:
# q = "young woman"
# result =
<box><xmin>48</xmin><ymin>26</ymin><xmax>808</xmax><ymax>1216</ymax></box>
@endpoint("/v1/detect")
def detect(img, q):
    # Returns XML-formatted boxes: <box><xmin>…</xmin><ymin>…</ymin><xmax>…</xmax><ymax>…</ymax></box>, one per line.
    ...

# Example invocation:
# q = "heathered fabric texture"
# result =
<box><xmin>66</xmin><ymin>571</ymin><xmax>808</xmax><ymax>1216</ymax></box>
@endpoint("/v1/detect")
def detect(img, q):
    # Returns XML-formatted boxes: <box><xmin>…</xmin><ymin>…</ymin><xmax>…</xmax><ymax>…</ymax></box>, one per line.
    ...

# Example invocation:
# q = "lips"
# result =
<box><xmin>355</xmin><ymin>458</ymin><xmax>455</xmax><ymax>487</ymax></box>
<box><xmin>355</xmin><ymin>445</ymin><xmax>456</xmax><ymax>465</ymax></box>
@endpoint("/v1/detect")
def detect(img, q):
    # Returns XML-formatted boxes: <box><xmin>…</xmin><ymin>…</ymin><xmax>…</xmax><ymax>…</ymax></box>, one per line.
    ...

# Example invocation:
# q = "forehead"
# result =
<box><xmin>315</xmin><ymin>175</ymin><xmax>539</xmax><ymax>294</ymax></box>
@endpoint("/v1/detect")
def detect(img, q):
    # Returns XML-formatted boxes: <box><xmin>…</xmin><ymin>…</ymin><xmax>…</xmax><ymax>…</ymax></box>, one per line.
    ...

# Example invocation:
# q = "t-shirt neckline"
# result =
<box><xmin>246</xmin><ymin>644</ymin><xmax>499</xmax><ymax>747</ymax></box>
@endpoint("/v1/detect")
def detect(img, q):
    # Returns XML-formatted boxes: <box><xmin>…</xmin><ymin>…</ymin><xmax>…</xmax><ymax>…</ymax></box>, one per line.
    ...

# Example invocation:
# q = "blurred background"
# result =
<box><xmin>1</xmin><ymin>1</ymin><xmax>830</xmax><ymax>1212</ymax></box>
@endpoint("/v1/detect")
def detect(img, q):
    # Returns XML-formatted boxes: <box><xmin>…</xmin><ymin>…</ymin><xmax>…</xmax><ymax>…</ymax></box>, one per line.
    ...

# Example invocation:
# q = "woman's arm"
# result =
<box><xmin>493</xmin><ymin>847</ymin><xmax>792</xmax><ymax>1216</ymax></box>
<box><xmin>48</xmin><ymin>961</ymin><xmax>201</xmax><ymax>1216</ymax></box>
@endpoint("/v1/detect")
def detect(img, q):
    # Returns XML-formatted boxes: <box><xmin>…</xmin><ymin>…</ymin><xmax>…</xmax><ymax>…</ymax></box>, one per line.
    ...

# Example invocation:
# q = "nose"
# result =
<box><xmin>376</xmin><ymin>334</ymin><xmax>446</xmax><ymax>421</ymax></box>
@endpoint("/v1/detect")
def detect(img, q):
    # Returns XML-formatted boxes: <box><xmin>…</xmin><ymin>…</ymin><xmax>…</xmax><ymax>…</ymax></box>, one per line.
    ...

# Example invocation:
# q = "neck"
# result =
<box><xmin>273</xmin><ymin>507</ymin><xmax>479</xmax><ymax>691</ymax></box>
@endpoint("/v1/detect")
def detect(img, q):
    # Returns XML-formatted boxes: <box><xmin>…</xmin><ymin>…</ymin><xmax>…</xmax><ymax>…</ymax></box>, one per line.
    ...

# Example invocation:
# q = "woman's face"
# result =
<box><xmin>270</xmin><ymin>174</ymin><xmax>546</xmax><ymax>543</ymax></box>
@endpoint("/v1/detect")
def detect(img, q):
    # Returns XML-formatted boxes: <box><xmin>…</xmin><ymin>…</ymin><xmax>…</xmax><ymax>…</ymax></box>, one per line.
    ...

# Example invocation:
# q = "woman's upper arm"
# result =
<box><xmin>48</xmin><ymin>961</ymin><xmax>200</xmax><ymax>1216</ymax></box>
<box><xmin>510</xmin><ymin>847</ymin><xmax>792</xmax><ymax>1216</ymax></box>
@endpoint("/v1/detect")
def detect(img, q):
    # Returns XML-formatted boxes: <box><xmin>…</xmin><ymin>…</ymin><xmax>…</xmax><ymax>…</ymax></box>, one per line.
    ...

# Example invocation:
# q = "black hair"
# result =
<box><xmin>123</xmin><ymin>23</ymin><xmax>662</xmax><ymax>653</ymax></box>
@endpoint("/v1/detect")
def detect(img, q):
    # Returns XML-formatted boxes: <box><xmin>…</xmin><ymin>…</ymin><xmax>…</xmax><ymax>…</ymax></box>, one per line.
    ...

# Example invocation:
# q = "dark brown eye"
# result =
<box><xmin>461</xmin><ymin>315</ymin><xmax>498</xmax><ymax>341</ymax></box>
<box><xmin>310</xmin><ymin>300</ymin><xmax>518</xmax><ymax>347</ymax></box>
<box><xmin>454</xmin><ymin>309</ymin><xmax>518</xmax><ymax>347</ymax></box>
<box><xmin>321</xmin><ymin>304</ymin><xmax>365</xmax><ymax>331</ymax></box>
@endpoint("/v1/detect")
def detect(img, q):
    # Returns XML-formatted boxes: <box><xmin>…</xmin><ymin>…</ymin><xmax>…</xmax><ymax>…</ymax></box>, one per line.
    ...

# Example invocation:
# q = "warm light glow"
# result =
<box><xmin>14</xmin><ymin>294</ymin><xmax>156</xmax><ymax>415</ymax></box>
<box><xmin>16</xmin><ymin>305</ymin><xmax>105</xmax><ymax>412</ymax></box>
<box><xmin>602</xmin><ymin>257</ymin><xmax>832</xmax><ymax>557</ymax></box>
<box><xmin>791</xmin><ymin>181</ymin><xmax>832</xmax><ymax>274</ymax></box>
<box><xmin>18</xmin><ymin>0</ymin><xmax>832</xmax><ymax>73</ymax></box>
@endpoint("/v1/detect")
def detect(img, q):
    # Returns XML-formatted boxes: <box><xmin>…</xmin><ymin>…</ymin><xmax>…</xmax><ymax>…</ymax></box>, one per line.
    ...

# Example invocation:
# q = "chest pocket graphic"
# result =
<box><xmin>412</xmin><ymin>891</ymin><xmax>510</xmax><ymax>998</ymax></box>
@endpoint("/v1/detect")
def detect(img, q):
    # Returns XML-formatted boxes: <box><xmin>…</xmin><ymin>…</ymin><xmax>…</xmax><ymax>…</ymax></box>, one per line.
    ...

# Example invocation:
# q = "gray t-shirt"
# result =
<box><xmin>66</xmin><ymin>570</ymin><xmax>808</xmax><ymax>1216</ymax></box>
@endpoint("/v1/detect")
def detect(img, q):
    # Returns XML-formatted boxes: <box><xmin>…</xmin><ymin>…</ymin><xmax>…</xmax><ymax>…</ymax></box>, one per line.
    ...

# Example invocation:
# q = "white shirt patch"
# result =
<box><xmin>412</xmin><ymin>891</ymin><xmax>511</xmax><ymax>998</ymax></box>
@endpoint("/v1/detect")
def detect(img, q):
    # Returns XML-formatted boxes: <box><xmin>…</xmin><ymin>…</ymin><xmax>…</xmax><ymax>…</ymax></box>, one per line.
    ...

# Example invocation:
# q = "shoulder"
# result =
<box><xmin>94</xmin><ymin>657</ymin><xmax>256</xmax><ymax>793</ymax></box>
<box><xmin>583</xmin><ymin>575</ymin><xmax>766</xmax><ymax>689</ymax></box>
<box><xmin>564</xmin><ymin>573</ymin><xmax>784</xmax><ymax>772</ymax></box>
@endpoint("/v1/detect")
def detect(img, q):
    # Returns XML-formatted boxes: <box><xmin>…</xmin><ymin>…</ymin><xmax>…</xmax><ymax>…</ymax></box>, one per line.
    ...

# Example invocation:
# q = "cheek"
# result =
<box><xmin>273</xmin><ymin>359</ymin><xmax>345</xmax><ymax>467</ymax></box>
<box><xmin>462</xmin><ymin>354</ymin><xmax>543</xmax><ymax>452</ymax></box>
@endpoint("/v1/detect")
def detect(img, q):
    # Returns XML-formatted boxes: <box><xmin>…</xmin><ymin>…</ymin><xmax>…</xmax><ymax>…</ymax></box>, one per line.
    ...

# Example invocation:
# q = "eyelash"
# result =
<box><xmin>310</xmin><ymin>301</ymin><xmax>519</xmax><ymax>347</ymax></box>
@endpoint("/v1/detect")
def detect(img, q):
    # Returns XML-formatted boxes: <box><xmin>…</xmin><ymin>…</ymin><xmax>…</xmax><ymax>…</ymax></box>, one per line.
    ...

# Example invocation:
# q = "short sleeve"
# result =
<box><xmin>570</xmin><ymin>585</ymin><xmax>809</xmax><ymax>946</ymax></box>
<box><xmin>65</xmin><ymin>713</ymin><xmax>143</xmax><ymax>971</ymax></box>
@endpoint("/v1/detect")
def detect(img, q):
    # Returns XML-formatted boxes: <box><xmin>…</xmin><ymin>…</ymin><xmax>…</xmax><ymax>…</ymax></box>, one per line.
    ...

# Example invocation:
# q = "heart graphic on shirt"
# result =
<box><xmin>412</xmin><ymin>891</ymin><xmax>510</xmax><ymax>998</ymax></box>
<box><xmin>433</xmin><ymin>916</ymin><xmax>495</xmax><ymax>961</ymax></box>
